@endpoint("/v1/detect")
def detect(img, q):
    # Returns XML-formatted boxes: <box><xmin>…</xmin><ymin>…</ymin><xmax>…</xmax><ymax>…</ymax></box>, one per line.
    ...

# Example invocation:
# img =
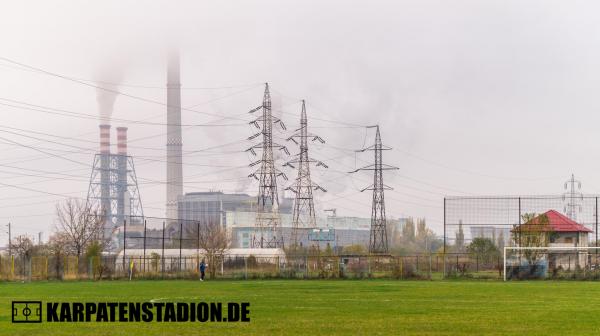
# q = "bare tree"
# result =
<box><xmin>190</xmin><ymin>222</ymin><xmax>229</xmax><ymax>279</ymax></box>
<box><xmin>47</xmin><ymin>232</ymin><xmax>70</xmax><ymax>279</ymax></box>
<box><xmin>12</xmin><ymin>235</ymin><xmax>34</xmax><ymax>259</ymax></box>
<box><xmin>55</xmin><ymin>198</ymin><xmax>104</xmax><ymax>257</ymax></box>
<box><xmin>11</xmin><ymin>235</ymin><xmax>34</xmax><ymax>276</ymax></box>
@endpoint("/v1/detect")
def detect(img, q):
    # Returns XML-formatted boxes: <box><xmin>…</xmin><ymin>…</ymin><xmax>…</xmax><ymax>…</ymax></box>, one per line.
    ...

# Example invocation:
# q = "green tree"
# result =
<box><xmin>517</xmin><ymin>213</ymin><xmax>554</xmax><ymax>265</ymax></box>
<box><xmin>467</xmin><ymin>238</ymin><xmax>500</xmax><ymax>264</ymax></box>
<box><xmin>402</xmin><ymin>217</ymin><xmax>415</xmax><ymax>244</ymax></box>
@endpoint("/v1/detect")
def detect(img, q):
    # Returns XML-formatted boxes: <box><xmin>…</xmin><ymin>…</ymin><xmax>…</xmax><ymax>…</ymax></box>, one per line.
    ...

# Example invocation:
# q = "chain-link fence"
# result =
<box><xmin>444</xmin><ymin>195</ymin><xmax>600</xmax><ymax>251</ymax></box>
<box><xmin>0</xmin><ymin>253</ymin><xmax>508</xmax><ymax>281</ymax></box>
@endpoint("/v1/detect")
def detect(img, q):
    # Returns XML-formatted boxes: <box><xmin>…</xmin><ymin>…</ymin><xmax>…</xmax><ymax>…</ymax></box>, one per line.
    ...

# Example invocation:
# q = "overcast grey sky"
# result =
<box><xmin>2</xmin><ymin>0</ymin><xmax>600</xmax><ymax>239</ymax></box>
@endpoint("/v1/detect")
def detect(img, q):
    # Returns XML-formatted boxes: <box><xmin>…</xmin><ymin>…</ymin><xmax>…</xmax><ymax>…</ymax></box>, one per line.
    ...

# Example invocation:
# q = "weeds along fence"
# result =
<box><xmin>0</xmin><ymin>253</ymin><xmax>506</xmax><ymax>281</ymax></box>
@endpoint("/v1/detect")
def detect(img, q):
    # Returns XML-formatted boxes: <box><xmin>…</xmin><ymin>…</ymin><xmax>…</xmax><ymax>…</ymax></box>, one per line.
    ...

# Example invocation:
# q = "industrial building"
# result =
<box><xmin>152</xmin><ymin>191</ymin><xmax>401</xmax><ymax>250</ymax></box>
<box><xmin>169</xmin><ymin>191</ymin><xmax>293</xmax><ymax>237</ymax></box>
<box><xmin>226</xmin><ymin>209</ymin><xmax>402</xmax><ymax>250</ymax></box>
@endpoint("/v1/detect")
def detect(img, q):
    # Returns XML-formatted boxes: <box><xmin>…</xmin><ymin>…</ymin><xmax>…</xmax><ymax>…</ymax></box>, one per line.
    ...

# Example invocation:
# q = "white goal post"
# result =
<box><xmin>503</xmin><ymin>246</ymin><xmax>600</xmax><ymax>281</ymax></box>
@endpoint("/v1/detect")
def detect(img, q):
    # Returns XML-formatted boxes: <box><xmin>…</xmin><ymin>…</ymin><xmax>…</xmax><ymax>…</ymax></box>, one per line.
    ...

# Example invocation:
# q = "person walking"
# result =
<box><xmin>199</xmin><ymin>259</ymin><xmax>206</xmax><ymax>281</ymax></box>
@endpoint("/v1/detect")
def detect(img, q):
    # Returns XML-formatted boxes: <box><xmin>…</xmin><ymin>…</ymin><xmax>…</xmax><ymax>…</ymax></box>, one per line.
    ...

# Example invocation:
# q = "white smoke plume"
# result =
<box><xmin>95</xmin><ymin>61</ymin><xmax>127</xmax><ymax>124</ymax></box>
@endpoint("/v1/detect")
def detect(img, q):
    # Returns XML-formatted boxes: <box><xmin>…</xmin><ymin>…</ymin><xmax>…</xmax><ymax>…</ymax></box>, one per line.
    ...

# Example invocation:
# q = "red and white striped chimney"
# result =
<box><xmin>116</xmin><ymin>127</ymin><xmax>128</xmax><ymax>155</ymax></box>
<box><xmin>99</xmin><ymin>124</ymin><xmax>111</xmax><ymax>154</ymax></box>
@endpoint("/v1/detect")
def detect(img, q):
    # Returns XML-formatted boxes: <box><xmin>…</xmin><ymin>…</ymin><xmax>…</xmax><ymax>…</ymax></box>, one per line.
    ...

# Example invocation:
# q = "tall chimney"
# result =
<box><xmin>99</xmin><ymin>124</ymin><xmax>111</xmax><ymax>154</ymax></box>
<box><xmin>116</xmin><ymin>127</ymin><xmax>128</xmax><ymax>224</ymax></box>
<box><xmin>99</xmin><ymin>124</ymin><xmax>111</xmax><ymax>233</ymax></box>
<box><xmin>116</xmin><ymin>127</ymin><xmax>128</xmax><ymax>155</ymax></box>
<box><xmin>166</xmin><ymin>50</ymin><xmax>183</xmax><ymax>221</ymax></box>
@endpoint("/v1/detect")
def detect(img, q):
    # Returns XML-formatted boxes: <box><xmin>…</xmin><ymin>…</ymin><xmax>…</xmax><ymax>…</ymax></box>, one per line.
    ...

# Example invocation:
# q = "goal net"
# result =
<box><xmin>503</xmin><ymin>246</ymin><xmax>600</xmax><ymax>281</ymax></box>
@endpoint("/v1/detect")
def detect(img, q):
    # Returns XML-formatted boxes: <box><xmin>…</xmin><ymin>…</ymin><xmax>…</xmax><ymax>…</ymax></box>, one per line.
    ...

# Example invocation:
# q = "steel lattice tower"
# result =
<box><xmin>86</xmin><ymin>126</ymin><xmax>144</xmax><ymax>247</ymax></box>
<box><xmin>563</xmin><ymin>173</ymin><xmax>583</xmax><ymax>220</ymax></box>
<box><xmin>247</xmin><ymin>83</ymin><xmax>288</xmax><ymax>248</ymax></box>
<box><xmin>284</xmin><ymin>100</ymin><xmax>327</xmax><ymax>248</ymax></box>
<box><xmin>351</xmin><ymin>125</ymin><xmax>398</xmax><ymax>254</ymax></box>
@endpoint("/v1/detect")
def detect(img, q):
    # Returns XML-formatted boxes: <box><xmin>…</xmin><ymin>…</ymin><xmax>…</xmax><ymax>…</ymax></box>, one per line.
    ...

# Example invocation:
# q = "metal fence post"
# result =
<box><xmin>143</xmin><ymin>220</ymin><xmax>147</xmax><ymax>273</ymax></box>
<box><xmin>442</xmin><ymin>254</ymin><xmax>446</xmax><ymax>279</ymax></box>
<box><xmin>443</xmin><ymin>197</ymin><xmax>446</xmax><ymax>254</ymax></box>
<box><xmin>503</xmin><ymin>247</ymin><xmax>506</xmax><ymax>281</ymax></box>
<box><xmin>244</xmin><ymin>256</ymin><xmax>248</xmax><ymax>280</ymax></box>
<box><xmin>179</xmin><ymin>221</ymin><xmax>183</xmax><ymax>273</ymax></box>
<box><xmin>305</xmin><ymin>255</ymin><xmax>308</xmax><ymax>278</ymax></box>
<box><xmin>518</xmin><ymin>197</ymin><xmax>522</xmax><ymax>247</ymax></box>
<box><xmin>161</xmin><ymin>221</ymin><xmax>165</xmax><ymax>279</ymax></box>
<box><xmin>399</xmin><ymin>257</ymin><xmax>403</xmax><ymax>280</ymax></box>
<box><xmin>429</xmin><ymin>254</ymin><xmax>432</xmax><ymax>279</ymax></box>
<box><xmin>416</xmin><ymin>255</ymin><xmax>419</xmax><ymax>272</ymax></box>
<box><xmin>123</xmin><ymin>219</ymin><xmax>127</xmax><ymax>272</ymax></box>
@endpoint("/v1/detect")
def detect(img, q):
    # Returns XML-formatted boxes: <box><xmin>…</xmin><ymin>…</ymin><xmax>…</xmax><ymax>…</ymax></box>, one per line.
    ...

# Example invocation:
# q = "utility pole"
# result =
<box><xmin>350</xmin><ymin>125</ymin><xmax>398</xmax><ymax>254</ymax></box>
<box><xmin>284</xmin><ymin>100</ymin><xmax>327</xmax><ymax>248</ymax></box>
<box><xmin>563</xmin><ymin>174</ymin><xmax>583</xmax><ymax>221</ymax></box>
<box><xmin>247</xmin><ymin>83</ymin><xmax>288</xmax><ymax>248</ymax></box>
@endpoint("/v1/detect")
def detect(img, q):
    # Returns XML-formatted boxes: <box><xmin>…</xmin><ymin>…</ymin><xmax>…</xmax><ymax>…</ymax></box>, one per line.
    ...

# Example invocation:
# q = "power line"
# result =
<box><xmin>0</xmin><ymin>61</ymin><xmax>263</xmax><ymax>90</ymax></box>
<box><xmin>0</xmin><ymin>98</ymin><xmax>249</xmax><ymax>127</ymax></box>
<box><xmin>0</xmin><ymin>57</ymin><xmax>255</xmax><ymax>123</ymax></box>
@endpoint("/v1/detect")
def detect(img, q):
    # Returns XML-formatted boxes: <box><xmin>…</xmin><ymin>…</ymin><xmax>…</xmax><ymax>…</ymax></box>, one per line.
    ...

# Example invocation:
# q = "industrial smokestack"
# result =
<box><xmin>166</xmin><ymin>50</ymin><xmax>183</xmax><ymax>221</ymax></box>
<box><xmin>116</xmin><ymin>127</ymin><xmax>128</xmax><ymax>155</ymax></box>
<box><xmin>99</xmin><ymin>124</ymin><xmax>111</xmax><ymax>154</ymax></box>
<box><xmin>99</xmin><ymin>124</ymin><xmax>111</xmax><ymax>232</ymax></box>
<box><xmin>116</xmin><ymin>126</ymin><xmax>128</xmax><ymax>225</ymax></box>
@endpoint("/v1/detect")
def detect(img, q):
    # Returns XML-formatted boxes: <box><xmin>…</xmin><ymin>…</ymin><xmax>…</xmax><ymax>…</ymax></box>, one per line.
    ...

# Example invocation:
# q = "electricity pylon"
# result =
<box><xmin>563</xmin><ymin>173</ymin><xmax>583</xmax><ymax>221</ymax></box>
<box><xmin>350</xmin><ymin>125</ymin><xmax>398</xmax><ymax>254</ymax></box>
<box><xmin>284</xmin><ymin>100</ymin><xmax>327</xmax><ymax>248</ymax></box>
<box><xmin>247</xmin><ymin>83</ymin><xmax>288</xmax><ymax>248</ymax></box>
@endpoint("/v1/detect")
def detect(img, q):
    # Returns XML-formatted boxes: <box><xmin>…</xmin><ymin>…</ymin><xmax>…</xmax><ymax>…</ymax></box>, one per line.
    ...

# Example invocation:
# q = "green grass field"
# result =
<box><xmin>2</xmin><ymin>279</ymin><xmax>600</xmax><ymax>335</ymax></box>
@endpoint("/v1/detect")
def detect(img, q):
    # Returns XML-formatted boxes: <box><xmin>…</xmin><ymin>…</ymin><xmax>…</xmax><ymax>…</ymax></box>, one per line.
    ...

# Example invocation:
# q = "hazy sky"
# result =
<box><xmin>1</xmin><ymin>0</ymin><xmax>600</xmax><ymax>240</ymax></box>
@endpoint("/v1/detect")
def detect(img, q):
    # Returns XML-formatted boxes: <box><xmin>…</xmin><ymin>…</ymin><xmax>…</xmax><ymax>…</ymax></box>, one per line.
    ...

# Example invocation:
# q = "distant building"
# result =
<box><xmin>178</xmin><ymin>191</ymin><xmax>255</xmax><ymax>226</ymax></box>
<box><xmin>226</xmin><ymin>211</ymin><xmax>402</xmax><ymax>249</ymax></box>
<box><xmin>123</xmin><ymin>191</ymin><xmax>404</xmax><ymax>251</ymax></box>
<box><xmin>511</xmin><ymin>210</ymin><xmax>592</xmax><ymax>269</ymax></box>
<box><xmin>469</xmin><ymin>226</ymin><xmax>510</xmax><ymax>245</ymax></box>
<box><xmin>170</xmin><ymin>191</ymin><xmax>293</xmax><ymax>238</ymax></box>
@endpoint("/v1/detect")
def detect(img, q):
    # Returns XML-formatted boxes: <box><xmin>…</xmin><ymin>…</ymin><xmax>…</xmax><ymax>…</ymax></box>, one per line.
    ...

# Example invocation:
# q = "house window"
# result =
<box><xmin>565</xmin><ymin>237</ymin><xmax>573</xmax><ymax>244</ymax></box>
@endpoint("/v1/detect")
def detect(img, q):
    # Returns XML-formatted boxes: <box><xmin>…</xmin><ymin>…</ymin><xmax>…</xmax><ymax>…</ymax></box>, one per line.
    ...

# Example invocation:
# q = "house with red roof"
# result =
<box><xmin>511</xmin><ymin>210</ymin><xmax>592</xmax><ymax>269</ymax></box>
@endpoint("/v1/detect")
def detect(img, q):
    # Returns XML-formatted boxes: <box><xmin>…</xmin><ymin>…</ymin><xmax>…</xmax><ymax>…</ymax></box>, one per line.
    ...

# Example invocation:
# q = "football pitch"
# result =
<box><xmin>2</xmin><ymin>279</ymin><xmax>600</xmax><ymax>335</ymax></box>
